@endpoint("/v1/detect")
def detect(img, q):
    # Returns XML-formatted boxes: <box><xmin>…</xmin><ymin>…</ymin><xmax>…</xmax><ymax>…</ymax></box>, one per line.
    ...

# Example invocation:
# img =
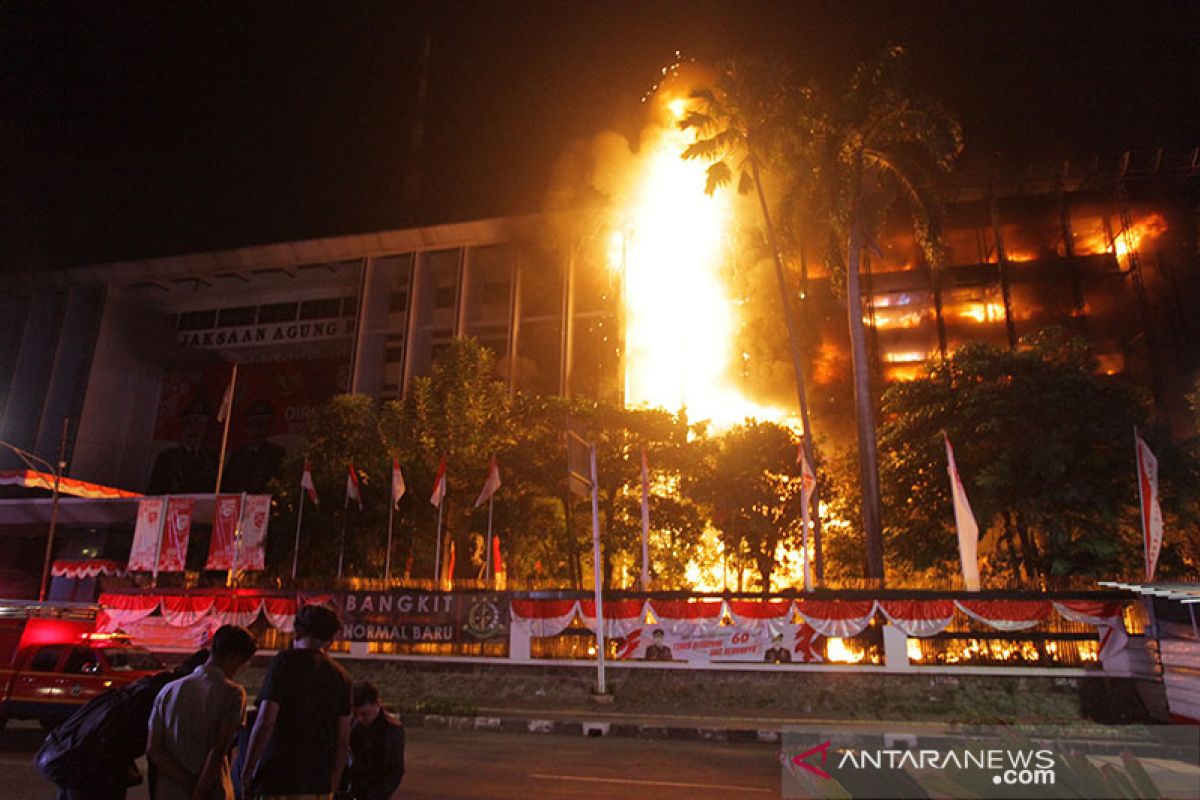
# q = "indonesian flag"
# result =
<box><xmin>492</xmin><ymin>535</ymin><xmax>507</xmax><ymax>590</ymax></box>
<box><xmin>474</xmin><ymin>456</ymin><xmax>501</xmax><ymax>507</ymax></box>
<box><xmin>392</xmin><ymin>458</ymin><xmax>406</xmax><ymax>509</ymax></box>
<box><xmin>300</xmin><ymin>459</ymin><xmax>319</xmax><ymax>506</ymax></box>
<box><xmin>430</xmin><ymin>455</ymin><xmax>448</xmax><ymax>507</ymax></box>
<box><xmin>798</xmin><ymin>444</ymin><xmax>816</xmax><ymax>508</ymax></box>
<box><xmin>944</xmin><ymin>434</ymin><xmax>980</xmax><ymax>591</ymax></box>
<box><xmin>345</xmin><ymin>462</ymin><xmax>363</xmax><ymax>511</ymax></box>
<box><xmin>1135</xmin><ymin>430</ymin><xmax>1164</xmax><ymax>581</ymax></box>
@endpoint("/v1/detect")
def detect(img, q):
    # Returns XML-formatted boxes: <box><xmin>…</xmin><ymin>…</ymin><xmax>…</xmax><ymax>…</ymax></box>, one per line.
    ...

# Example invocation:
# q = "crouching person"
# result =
<box><xmin>344</xmin><ymin>682</ymin><xmax>405</xmax><ymax>800</ymax></box>
<box><xmin>147</xmin><ymin>625</ymin><xmax>257</xmax><ymax>800</ymax></box>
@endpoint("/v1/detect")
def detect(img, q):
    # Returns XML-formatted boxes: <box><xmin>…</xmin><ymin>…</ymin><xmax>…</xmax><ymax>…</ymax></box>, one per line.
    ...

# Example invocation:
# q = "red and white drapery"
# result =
<box><xmin>1053</xmin><ymin>600</ymin><xmax>1129</xmax><ymax>658</ymax></box>
<box><xmin>728</xmin><ymin>599</ymin><xmax>793</xmax><ymax>638</ymax></box>
<box><xmin>98</xmin><ymin>593</ymin><xmax>300</xmax><ymax>633</ymax></box>
<box><xmin>51</xmin><ymin>559</ymin><xmax>126</xmax><ymax>579</ymax></box>
<box><xmin>650</xmin><ymin>599</ymin><xmax>726</xmax><ymax>636</ymax></box>
<box><xmin>796</xmin><ymin>599</ymin><xmax>877</xmax><ymax>638</ymax></box>
<box><xmin>956</xmin><ymin>600</ymin><xmax>1051</xmax><ymax>631</ymax></box>
<box><xmin>97</xmin><ymin>593</ymin><xmax>162</xmax><ymax>632</ymax></box>
<box><xmin>879</xmin><ymin>600</ymin><xmax>956</xmax><ymax>637</ymax></box>
<box><xmin>263</xmin><ymin>597</ymin><xmax>298</xmax><ymax>633</ymax></box>
<box><xmin>161</xmin><ymin>596</ymin><xmax>216</xmax><ymax>627</ymax></box>
<box><xmin>510</xmin><ymin>599</ymin><xmax>580</xmax><ymax>638</ymax></box>
<box><xmin>579</xmin><ymin>600</ymin><xmax>648</xmax><ymax>639</ymax></box>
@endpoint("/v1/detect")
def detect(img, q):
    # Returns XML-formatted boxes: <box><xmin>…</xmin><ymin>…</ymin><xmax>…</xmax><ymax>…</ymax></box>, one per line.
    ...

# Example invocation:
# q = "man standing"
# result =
<box><xmin>344</xmin><ymin>682</ymin><xmax>405</xmax><ymax>800</ymax></box>
<box><xmin>147</xmin><ymin>626</ymin><xmax>257</xmax><ymax>800</ymax></box>
<box><xmin>241</xmin><ymin>604</ymin><xmax>352</xmax><ymax>800</ymax></box>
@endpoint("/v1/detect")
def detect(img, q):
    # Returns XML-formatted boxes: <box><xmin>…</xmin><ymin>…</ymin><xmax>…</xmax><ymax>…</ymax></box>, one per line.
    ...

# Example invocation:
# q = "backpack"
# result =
<box><xmin>34</xmin><ymin>671</ymin><xmax>173</xmax><ymax>788</ymax></box>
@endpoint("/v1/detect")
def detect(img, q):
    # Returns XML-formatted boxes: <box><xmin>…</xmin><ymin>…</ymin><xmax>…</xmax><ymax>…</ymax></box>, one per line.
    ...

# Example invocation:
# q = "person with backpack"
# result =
<box><xmin>36</xmin><ymin>648</ymin><xmax>210</xmax><ymax>800</ymax></box>
<box><xmin>240</xmin><ymin>604</ymin><xmax>352</xmax><ymax>800</ymax></box>
<box><xmin>147</xmin><ymin>625</ymin><xmax>257</xmax><ymax>800</ymax></box>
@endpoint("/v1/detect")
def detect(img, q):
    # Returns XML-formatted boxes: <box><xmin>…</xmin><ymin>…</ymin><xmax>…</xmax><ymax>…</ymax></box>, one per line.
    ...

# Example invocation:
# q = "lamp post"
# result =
<box><xmin>1</xmin><ymin>418</ymin><xmax>69</xmax><ymax>603</ymax></box>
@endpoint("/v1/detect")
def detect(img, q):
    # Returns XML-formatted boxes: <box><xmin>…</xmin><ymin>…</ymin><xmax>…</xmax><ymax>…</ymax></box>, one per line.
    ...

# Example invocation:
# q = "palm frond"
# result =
<box><xmin>704</xmin><ymin>161</ymin><xmax>734</xmax><ymax>196</ymax></box>
<box><xmin>681</xmin><ymin>138</ymin><xmax>724</xmax><ymax>162</ymax></box>
<box><xmin>737</xmin><ymin>169</ymin><xmax>755</xmax><ymax>196</ymax></box>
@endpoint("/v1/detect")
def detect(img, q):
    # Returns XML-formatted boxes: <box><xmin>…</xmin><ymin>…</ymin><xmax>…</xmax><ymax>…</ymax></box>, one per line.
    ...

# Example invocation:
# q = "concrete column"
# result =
<box><xmin>509</xmin><ymin>620</ymin><xmax>531</xmax><ymax>663</ymax></box>
<box><xmin>882</xmin><ymin>624</ymin><xmax>910</xmax><ymax>672</ymax></box>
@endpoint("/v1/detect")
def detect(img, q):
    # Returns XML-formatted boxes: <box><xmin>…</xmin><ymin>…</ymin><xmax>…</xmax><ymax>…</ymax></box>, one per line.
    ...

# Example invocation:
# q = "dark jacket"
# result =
<box><xmin>345</xmin><ymin>711</ymin><xmax>405</xmax><ymax>800</ymax></box>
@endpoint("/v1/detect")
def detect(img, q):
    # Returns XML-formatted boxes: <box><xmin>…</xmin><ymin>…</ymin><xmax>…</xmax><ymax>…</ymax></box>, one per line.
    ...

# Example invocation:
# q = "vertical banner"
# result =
<box><xmin>128</xmin><ymin>498</ymin><xmax>166</xmax><ymax>571</ymax></box>
<box><xmin>158</xmin><ymin>497</ymin><xmax>194</xmax><ymax>572</ymax></box>
<box><xmin>234</xmin><ymin>494</ymin><xmax>271</xmax><ymax>572</ymax></box>
<box><xmin>944</xmin><ymin>435</ymin><xmax>980</xmax><ymax>591</ymax></box>
<box><xmin>205</xmin><ymin>494</ymin><xmax>243</xmax><ymax>570</ymax></box>
<box><xmin>1135</xmin><ymin>431</ymin><xmax>1164</xmax><ymax>582</ymax></box>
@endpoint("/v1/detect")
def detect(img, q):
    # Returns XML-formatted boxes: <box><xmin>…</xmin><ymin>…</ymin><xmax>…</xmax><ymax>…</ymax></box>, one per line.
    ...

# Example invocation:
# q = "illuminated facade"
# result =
<box><xmin>1</xmin><ymin>150</ymin><xmax>1197</xmax><ymax>496</ymax></box>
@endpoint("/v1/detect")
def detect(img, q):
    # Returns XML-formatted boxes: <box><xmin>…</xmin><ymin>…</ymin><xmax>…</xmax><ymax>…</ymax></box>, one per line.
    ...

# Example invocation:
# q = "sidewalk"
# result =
<box><xmin>402</xmin><ymin>703</ymin><xmax>963</xmax><ymax>744</ymax></box>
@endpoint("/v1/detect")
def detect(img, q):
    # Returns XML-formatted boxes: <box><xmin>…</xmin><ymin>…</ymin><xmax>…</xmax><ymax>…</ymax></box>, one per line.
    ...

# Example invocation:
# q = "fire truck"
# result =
<box><xmin>0</xmin><ymin>600</ymin><xmax>164</xmax><ymax>730</ymax></box>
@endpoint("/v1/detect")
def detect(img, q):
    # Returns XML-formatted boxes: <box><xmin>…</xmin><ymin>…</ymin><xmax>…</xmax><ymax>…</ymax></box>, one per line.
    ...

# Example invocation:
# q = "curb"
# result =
<box><xmin>402</xmin><ymin>712</ymin><xmax>782</xmax><ymax>744</ymax></box>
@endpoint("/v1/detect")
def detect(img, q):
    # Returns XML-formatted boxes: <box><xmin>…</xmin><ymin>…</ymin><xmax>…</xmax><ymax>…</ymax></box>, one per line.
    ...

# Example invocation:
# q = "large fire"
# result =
<box><xmin>614</xmin><ymin>95</ymin><xmax>785</xmax><ymax>431</ymax></box>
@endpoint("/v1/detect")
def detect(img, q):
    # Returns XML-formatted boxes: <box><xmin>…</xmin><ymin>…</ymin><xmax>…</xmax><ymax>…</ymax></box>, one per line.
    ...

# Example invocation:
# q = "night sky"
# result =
<box><xmin>4</xmin><ymin>1</ymin><xmax>1198</xmax><ymax>270</ymax></box>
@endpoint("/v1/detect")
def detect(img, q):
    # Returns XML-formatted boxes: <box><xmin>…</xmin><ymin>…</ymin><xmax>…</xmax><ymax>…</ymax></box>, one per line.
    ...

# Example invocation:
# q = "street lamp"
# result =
<box><xmin>0</xmin><ymin>419</ymin><xmax>69</xmax><ymax>603</ymax></box>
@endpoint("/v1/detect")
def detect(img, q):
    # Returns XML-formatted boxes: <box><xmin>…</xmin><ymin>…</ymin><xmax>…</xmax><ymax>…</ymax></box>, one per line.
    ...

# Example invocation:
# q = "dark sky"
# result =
<box><xmin>4</xmin><ymin>1</ymin><xmax>1198</xmax><ymax>269</ymax></box>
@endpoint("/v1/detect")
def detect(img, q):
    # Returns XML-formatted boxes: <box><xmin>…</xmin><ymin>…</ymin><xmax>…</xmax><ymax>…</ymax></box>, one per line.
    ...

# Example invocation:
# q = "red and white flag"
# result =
<box><xmin>1135</xmin><ymin>430</ymin><xmax>1164</xmax><ymax>582</ymax></box>
<box><xmin>430</xmin><ymin>455</ymin><xmax>448</xmax><ymax>507</ymax></box>
<box><xmin>474</xmin><ymin>456</ymin><xmax>501</xmax><ymax>508</ymax></box>
<box><xmin>127</xmin><ymin>498</ymin><xmax>166</xmax><ymax>572</ymax></box>
<box><xmin>798</xmin><ymin>444</ymin><xmax>816</xmax><ymax>508</ymax></box>
<box><xmin>159</xmin><ymin>497</ymin><xmax>194</xmax><ymax>573</ymax></box>
<box><xmin>944</xmin><ymin>435</ymin><xmax>980</xmax><ymax>591</ymax></box>
<box><xmin>300</xmin><ymin>459</ymin><xmax>320</xmax><ymax>506</ymax></box>
<box><xmin>205</xmin><ymin>494</ymin><xmax>243</xmax><ymax>570</ymax></box>
<box><xmin>391</xmin><ymin>458</ymin><xmax>406</xmax><ymax>509</ymax></box>
<box><xmin>345</xmin><ymin>462</ymin><xmax>363</xmax><ymax>511</ymax></box>
<box><xmin>492</xmin><ymin>535</ymin><xmax>506</xmax><ymax>590</ymax></box>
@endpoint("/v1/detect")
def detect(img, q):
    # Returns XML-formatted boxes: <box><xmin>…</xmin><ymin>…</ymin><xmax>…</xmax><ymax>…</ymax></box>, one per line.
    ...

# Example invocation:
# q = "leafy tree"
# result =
<box><xmin>269</xmin><ymin>393</ymin><xmax>388</xmax><ymax>582</ymax></box>
<box><xmin>791</xmin><ymin>46</ymin><xmax>963</xmax><ymax>581</ymax></box>
<box><xmin>679</xmin><ymin>59</ymin><xmax>826</xmax><ymax>577</ymax></box>
<box><xmin>381</xmin><ymin>338</ymin><xmax>512</xmax><ymax>584</ymax></box>
<box><xmin>692</xmin><ymin>420</ymin><xmax>804</xmax><ymax>591</ymax></box>
<box><xmin>878</xmin><ymin>329</ymin><xmax>1156</xmax><ymax>583</ymax></box>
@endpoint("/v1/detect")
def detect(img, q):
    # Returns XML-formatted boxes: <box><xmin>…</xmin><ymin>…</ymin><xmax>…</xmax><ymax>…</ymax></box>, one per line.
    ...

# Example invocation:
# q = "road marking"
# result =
<box><xmin>529</xmin><ymin>773</ymin><xmax>772</xmax><ymax>793</ymax></box>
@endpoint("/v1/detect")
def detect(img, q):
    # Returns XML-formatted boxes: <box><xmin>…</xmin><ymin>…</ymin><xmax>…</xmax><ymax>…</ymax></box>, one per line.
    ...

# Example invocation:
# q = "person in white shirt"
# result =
<box><xmin>147</xmin><ymin>625</ymin><xmax>257</xmax><ymax>800</ymax></box>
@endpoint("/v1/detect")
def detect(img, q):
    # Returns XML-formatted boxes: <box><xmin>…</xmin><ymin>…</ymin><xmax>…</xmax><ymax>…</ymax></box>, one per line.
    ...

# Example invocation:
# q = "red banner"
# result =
<box><xmin>127</xmin><ymin>499</ymin><xmax>165</xmax><ymax>572</ymax></box>
<box><xmin>158</xmin><ymin>497</ymin><xmax>194</xmax><ymax>572</ymax></box>
<box><xmin>234</xmin><ymin>495</ymin><xmax>270</xmax><ymax>572</ymax></box>
<box><xmin>205</xmin><ymin>495</ymin><xmax>243</xmax><ymax>570</ymax></box>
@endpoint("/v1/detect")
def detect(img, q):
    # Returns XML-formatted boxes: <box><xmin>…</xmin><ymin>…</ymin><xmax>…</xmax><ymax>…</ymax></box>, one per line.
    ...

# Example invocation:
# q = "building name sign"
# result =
<box><xmin>178</xmin><ymin>319</ymin><xmax>356</xmax><ymax>349</ymax></box>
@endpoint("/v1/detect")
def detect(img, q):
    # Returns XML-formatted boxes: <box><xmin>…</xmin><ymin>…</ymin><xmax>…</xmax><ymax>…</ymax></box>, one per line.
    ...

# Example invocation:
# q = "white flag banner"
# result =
<box><xmin>234</xmin><ymin>494</ymin><xmax>271</xmax><ymax>572</ymax></box>
<box><xmin>1135</xmin><ymin>431</ymin><xmax>1164</xmax><ymax>582</ymax></box>
<box><xmin>128</xmin><ymin>498</ymin><xmax>166</xmax><ymax>571</ymax></box>
<box><xmin>392</xmin><ymin>458</ymin><xmax>406</xmax><ymax>509</ymax></box>
<box><xmin>945</xmin><ymin>435</ymin><xmax>980</xmax><ymax>591</ymax></box>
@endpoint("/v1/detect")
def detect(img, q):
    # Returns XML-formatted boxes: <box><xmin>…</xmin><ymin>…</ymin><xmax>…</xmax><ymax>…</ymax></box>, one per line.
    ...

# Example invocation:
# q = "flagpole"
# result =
<box><xmin>801</xmin><ymin>497</ymin><xmax>813</xmax><ymax>592</ymax></box>
<box><xmin>214</xmin><ymin>363</ymin><xmax>238</xmax><ymax>495</ymax></box>
<box><xmin>485</xmin><ymin>495</ymin><xmax>494</xmax><ymax>587</ymax></box>
<box><xmin>228</xmin><ymin>492</ymin><xmax>246</xmax><ymax>588</ymax></box>
<box><xmin>385</xmin><ymin>487</ymin><xmax>395</xmax><ymax>584</ymax></box>
<box><xmin>151</xmin><ymin>495</ymin><xmax>169</xmax><ymax>588</ymax></box>
<box><xmin>1134</xmin><ymin>426</ymin><xmax>1148</xmax><ymax>579</ymax></box>
<box><xmin>291</xmin><ymin>489</ymin><xmax>305</xmax><ymax>583</ymax></box>
<box><xmin>433</xmin><ymin>500</ymin><xmax>445</xmax><ymax>589</ymax></box>
<box><xmin>338</xmin><ymin>502</ymin><xmax>348</xmax><ymax>580</ymax></box>
<box><xmin>640</xmin><ymin>448</ymin><xmax>650</xmax><ymax>591</ymax></box>
<box><xmin>589</xmin><ymin>444</ymin><xmax>607</xmax><ymax>696</ymax></box>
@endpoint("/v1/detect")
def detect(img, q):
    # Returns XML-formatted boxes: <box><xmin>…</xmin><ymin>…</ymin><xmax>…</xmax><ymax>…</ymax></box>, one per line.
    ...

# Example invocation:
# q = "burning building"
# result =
<box><xmin>1</xmin><ymin>145</ymin><xmax>1198</xmax><ymax>499</ymax></box>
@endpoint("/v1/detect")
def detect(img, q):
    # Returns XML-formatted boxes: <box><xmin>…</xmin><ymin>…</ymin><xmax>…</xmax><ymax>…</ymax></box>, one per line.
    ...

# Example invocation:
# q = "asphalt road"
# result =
<box><xmin>0</xmin><ymin>723</ymin><xmax>781</xmax><ymax>799</ymax></box>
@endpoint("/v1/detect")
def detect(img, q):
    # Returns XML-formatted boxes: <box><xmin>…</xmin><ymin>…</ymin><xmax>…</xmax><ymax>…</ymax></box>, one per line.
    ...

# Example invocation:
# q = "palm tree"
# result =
<box><xmin>804</xmin><ymin>46</ymin><xmax>963</xmax><ymax>580</ymax></box>
<box><xmin>678</xmin><ymin>59</ymin><xmax>828</xmax><ymax>580</ymax></box>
